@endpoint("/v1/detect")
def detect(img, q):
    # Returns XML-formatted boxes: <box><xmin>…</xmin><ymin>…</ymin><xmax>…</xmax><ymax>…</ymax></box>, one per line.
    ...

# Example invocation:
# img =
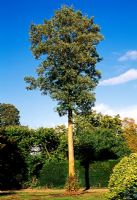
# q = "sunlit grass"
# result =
<box><xmin>0</xmin><ymin>189</ymin><xmax>107</xmax><ymax>200</ymax></box>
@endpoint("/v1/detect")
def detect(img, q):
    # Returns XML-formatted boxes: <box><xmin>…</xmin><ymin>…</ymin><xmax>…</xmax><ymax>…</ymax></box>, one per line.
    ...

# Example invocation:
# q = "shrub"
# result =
<box><xmin>39</xmin><ymin>159</ymin><xmax>68</xmax><ymax>188</ymax></box>
<box><xmin>39</xmin><ymin>159</ymin><xmax>117</xmax><ymax>188</ymax></box>
<box><xmin>107</xmin><ymin>153</ymin><xmax>137</xmax><ymax>200</ymax></box>
<box><xmin>0</xmin><ymin>126</ymin><xmax>36</xmax><ymax>188</ymax></box>
<box><xmin>90</xmin><ymin>160</ymin><xmax>118</xmax><ymax>188</ymax></box>
<box><xmin>0</xmin><ymin>134</ymin><xmax>28</xmax><ymax>190</ymax></box>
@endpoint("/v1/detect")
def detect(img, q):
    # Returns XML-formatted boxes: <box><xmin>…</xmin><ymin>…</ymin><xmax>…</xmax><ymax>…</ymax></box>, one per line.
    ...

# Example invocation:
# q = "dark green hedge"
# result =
<box><xmin>39</xmin><ymin>160</ymin><xmax>118</xmax><ymax>188</ymax></box>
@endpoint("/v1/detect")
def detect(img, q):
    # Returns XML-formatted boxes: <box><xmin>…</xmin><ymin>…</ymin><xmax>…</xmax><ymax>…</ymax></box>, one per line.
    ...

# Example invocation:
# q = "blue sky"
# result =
<box><xmin>1</xmin><ymin>0</ymin><xmax>137</xmax><ymax>127</ymax></box>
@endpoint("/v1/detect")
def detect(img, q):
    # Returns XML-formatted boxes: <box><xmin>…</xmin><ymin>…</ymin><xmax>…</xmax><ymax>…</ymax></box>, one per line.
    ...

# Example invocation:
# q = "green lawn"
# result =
<box><xmin>0</xmin><ymin>189</ymin><xmax>107</xmax><ymax>200</ymax></box>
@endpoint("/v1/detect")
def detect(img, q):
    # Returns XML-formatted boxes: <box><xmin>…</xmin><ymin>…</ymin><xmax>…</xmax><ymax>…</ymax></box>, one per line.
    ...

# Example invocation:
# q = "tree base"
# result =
<box><xmin>65</xmin><ymin>175</ymin><xmax>80</xmax><ymax>192</ymax></box>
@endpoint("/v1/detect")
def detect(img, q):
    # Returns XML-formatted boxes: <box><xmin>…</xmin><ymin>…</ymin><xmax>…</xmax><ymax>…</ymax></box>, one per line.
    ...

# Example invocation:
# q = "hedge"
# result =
<box><xmin>108</xmin><ymin>153</ymin><xmax>137</xmax><ymax>200</ymax></box>
<box><xmin>39</xmin><ymin>159</ymin><xmax>118</xmax><ymax>188</ymax></box>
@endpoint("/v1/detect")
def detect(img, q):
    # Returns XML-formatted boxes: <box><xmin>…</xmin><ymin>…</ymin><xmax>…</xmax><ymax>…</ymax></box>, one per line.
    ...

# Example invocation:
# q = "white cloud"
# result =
<box><xmin>94</xmin><ymin>103</ymin><xmax>115</xmax><ymax>116</ymax></box>
<box><xmin>118</xmin><ymin>50</ymin><xmax>137</xmax><ymax>61</ymax></box>
<box><xmin>94</xmin><ymin>103</ymin><xmax>137</xmax><ymax>123</ymax></box>
<box><xmin>99</xmin><ymin>69</ymin><xmax>137</xmax><ymax>86</ymax></box>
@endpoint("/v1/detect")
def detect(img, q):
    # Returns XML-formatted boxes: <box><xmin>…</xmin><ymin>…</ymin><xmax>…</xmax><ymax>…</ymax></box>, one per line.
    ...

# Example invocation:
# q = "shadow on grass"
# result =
<box><xmin>0</xmin><ymin>191</ymin><xmax>16</xmax><ymax>196</ymax></box>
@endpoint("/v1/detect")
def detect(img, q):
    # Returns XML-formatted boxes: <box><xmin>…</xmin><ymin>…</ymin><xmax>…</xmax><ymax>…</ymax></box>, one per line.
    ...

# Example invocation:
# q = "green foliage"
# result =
<box><xmin>75</xmin><ymin>113</ymin><xmax>129</xmax><ymax>167</ymax></box>
<box><xmin>90</xmin><ymin>160</ymin><xmax>118</xmax><ymax>188</ymax></box>
<box><xmin>0</xmin><ymin>132</ymin><xmax>27</xmax><ymax>189</ymax></box>
<box><xmin>100</xmin><ymin>114</ymin><xmax>122</xmax><ymax>132</ymax></box>
<box><xmin>39</xmin><ymin>160</ymin><xmax>118</xmax><ymax>188</ymax></box>
<box><xmin>26</xmin><ymin>154</ymin><xmax>44</xmax><ymax>187</ymax></box>
<box><xmin>53</xmin><ymin>125</ymin><xmax>68</xmax><ymax>160</ymax></box>
<box><xmin>93</xmin><ymin>128</ymin><xmax>130</xmax><ymax>159</ymax></box>
<box><xmin>39</xmin><ymin>159</ymin><xmax>68</xmax><ymax>188</ymax></box>
<box><xmin>75</xmin><ymin>112</ymin><xmax>122</xmax><ymax>134</ymax></box>
<box><xmin>0</xmin><ymin>103</ymin><xmax>20</xmax><ymax>127</ymax></box>
<box><xmin>25</xmin><ymin>6</ymin><xmax>103</xmax><ymax>116</ymax></box>
<box><xmin>75</xmin><ymin>127</ymin><xmax>129</xmax><ymax>164</ymax></box>
<box><xmin>74</xmin><ymin>114</ymin><xmax>130</xmax><ymax>190</ymax></box>
<box><xmin>108</xmin><ymin>153</ymin><xmax>137</xmax><ymax>200</ymax></box>
<box><xmin>0</xmin><ymin>118</ymin><xmax>130</xmax><ymax>190</ymax></box>
<box><xmin>0</xmin><ymin>126</ymin><xmax>62</xmax><ymax>187</ymax></box>
<box><xmin>0</xmin><ymin>126</ymin><xmax>37</xmax><ymax>188</ymax></box>
<box><xmin>0</xmin><ymin>125</ymin><xmax>69</xmax><ymax>188</ymax></box>
<box><xmin>34</xmin><ymin>127</ymin><xmax>60</xmax><ymax>158</ymax></box>
<box><xmin>3</xmin><ymin>125</ymin><xmax>35</xmax><ymax>157</ymax></box>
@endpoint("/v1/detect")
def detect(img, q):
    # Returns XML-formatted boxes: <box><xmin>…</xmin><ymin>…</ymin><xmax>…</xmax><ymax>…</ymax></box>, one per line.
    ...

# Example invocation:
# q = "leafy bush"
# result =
<box><xmin>3</xmin><ymin>125</ymin><xmax>35</xmax><ymax>157</ymax></box>
<box><xmin>0</xmin><ymin>126</ymin><xmax>35</xmax><ymax>188</ymax></box>
<box><xmin>90</xmin><ymin>160</ymin><xmax>118</xmax><ymax>188</ymax></box>
<box><xmin>108</xmin><ymin>153</ymin><xmax>137</xmax><ymax>200</ymax></box>
<box><xmin>0</xmin><ymin>134</ymin><xmax>27</xmax><ymax>189</ymax></box>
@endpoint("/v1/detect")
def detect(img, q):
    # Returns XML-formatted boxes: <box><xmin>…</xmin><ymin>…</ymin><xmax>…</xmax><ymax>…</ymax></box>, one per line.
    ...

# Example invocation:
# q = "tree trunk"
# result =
<box><xmin>68</xmin><ymin>109</ymin><xmax>75</xmax><ymax>178</ymax></box>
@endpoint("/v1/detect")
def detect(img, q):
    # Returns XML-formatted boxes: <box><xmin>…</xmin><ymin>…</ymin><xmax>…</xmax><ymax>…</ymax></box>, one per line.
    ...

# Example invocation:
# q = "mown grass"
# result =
<box><xmin>0</xmin><ymin>188</ymin><xmax>107</xmax><ymax>200</ymax></box>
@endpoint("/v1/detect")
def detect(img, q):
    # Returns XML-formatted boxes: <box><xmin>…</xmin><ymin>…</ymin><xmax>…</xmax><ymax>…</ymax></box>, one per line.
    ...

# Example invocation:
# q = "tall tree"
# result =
<box><xmin>0</xmin><ymin>103</ymin><xmax>20</xmax><ymax>127</ymax></box>
<box><xmin>25</xmin><ymin>6</ymin><xmax>103</xmax><ymax>188</ymax></box>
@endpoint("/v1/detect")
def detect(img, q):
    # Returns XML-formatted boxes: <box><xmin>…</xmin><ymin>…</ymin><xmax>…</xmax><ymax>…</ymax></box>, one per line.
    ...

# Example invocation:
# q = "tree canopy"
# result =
<box><xmin>0</xmin><ymin>103</ymin><xmax>20</xmax><ymax>127</ymax></box>
<box><xmin>25</xmin><ymin>6</ymin><xmax>103</xmax><ymax>115</ymax></box>
<box><xmin>122</xmin><ymin>118</ymin><xmax>137</xmax><ymax>153</ymax></box>
<box><xmin>75</xmin><ymin>113</ymin><xmax>129</xmax><ymax>165</ymax></box>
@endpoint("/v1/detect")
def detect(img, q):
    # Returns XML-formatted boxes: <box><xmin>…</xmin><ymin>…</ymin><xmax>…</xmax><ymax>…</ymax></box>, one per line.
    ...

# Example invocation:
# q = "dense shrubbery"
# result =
<box><xmin>40</xmin><ymin>159</ymin><xmax>68</xmax><ymax>188</ymax></box>
<box><xmin>0</xmin><ymin>126</ymin><xmax>61</xmax><ymax>189</ymax></box>
<box><xmin>0</xmin><ymin>109</ymin><xmax>131</xmax><ymax>190</ymax></box>
<box><xmin>0</xmin><ymin>133</ymin><xmax>27</xmax><ymax>190</ymax></box>
<box><xmin>0</xmin><ymin>122</ymin><xmax>129</xmax><ymax>189</ymax></box>
<box><xmin>108</xmin><ymin>153</ymin><xmax>137</xmax><ymax>200</ymax></box>
<box><xmin>39</xmin><ymin>159</ymin><xmax>117</xmax><ymax>188</ymax></box>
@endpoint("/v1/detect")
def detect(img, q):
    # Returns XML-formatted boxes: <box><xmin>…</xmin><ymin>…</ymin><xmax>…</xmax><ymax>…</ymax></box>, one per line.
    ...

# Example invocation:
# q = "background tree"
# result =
<box><xmin>34</xmin><ymin>127</ymin><xmax>60</xmax><ymax>159</ymax></box>
<box><xmin>75</xmin><ymin>112</ymin><xmax>122</xmax><ymax>136</ymax></box>
<box><xmin>0</xmin><ymin>126</ymin><xmax>36</xmax><ymax>186</ymax></box>
<box><xmin>0</xmin><ymin>130</ymin><xmax>27</xmax><ymax>190</ymax></box>
<box><xmin>0</xmin><ymin>126</ymin><xmax>63</xmax><ymax>188</ymax></box>
<box><xmin>54</xmin><ymin>125</ymin><xmax>68</xmax><ymax>160</ymax></box>
<box><xmin>122</xmin><ymin>118</ymin><xmax>137</xmax><ymax>153</ymax></box>
<box><xmin>3</xmin><ymin>126</ymin><xmax>34</xmax><ymax>158</ymax></box>
<box><xmin>25</xmin><ymin>6</ymin><xmax>103</xmax><ymax>188</ymax></box>
<box><xmin>75</xmin><ymin>113</ymin><xmax>129</xmax><ymax>190</ymax></box>
<box><xmin>0</xmin><ymin>103</ymin><xmax>20</xmax><ymax>127</ymax></box>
